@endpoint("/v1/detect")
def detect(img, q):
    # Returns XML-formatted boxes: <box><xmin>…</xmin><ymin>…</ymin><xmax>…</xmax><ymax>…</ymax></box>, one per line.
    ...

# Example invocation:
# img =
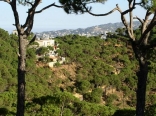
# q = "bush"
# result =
<box><xmin>113</xmin><ymin>109</ymin><xmax>135</xmax><ymax>116</ymax></box>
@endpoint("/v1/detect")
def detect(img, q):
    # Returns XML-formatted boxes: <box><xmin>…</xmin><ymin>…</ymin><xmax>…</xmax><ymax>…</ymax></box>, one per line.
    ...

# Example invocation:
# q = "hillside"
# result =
<box><xmin>1</xmin><ymin>28</ymin><xmax>156</xmax><ymax>116</ymax></box>
<box><xmin>36</xmin><ymin>21</ymin><xmax>140</xmax><ymax>38</ymax></box>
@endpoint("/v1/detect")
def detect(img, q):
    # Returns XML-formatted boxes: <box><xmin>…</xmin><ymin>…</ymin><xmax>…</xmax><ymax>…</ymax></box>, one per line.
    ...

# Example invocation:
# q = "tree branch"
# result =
<box><xmin>35</xmin><ymin>3</ymin><xmax>63</xmax><ymax>14</ymax></box>
<box><xmin>133</xmin><ymin>16</ymin><xmax>144</xmax><ymax>25</ymax></box>
<box><xmin>135</xmin><ymin>2</ymin><xmax>142</xmax><ymax>5</ymax></box>
<box><xmin>10</xmin><ymin>0</ymin><xmax>21</xmax><ymax>32</ymax></box>
<box><xmin>22</xmin><ymin>1</ymin><xmax>63</xmax><ymax>36</ymax></box>
<box><xmin>83</xmin><ymin>5</ymin><xmax>118</xmax><ymax>16</ymax></box>
<box><xmin>22</xmin><ymin>0</ymin><xmax>41</xmax><ymax>35</ymax></box>
<box><xmin>116</xmin><ymin>4</ymin><xmax>135</xmax><ymax>40</ymax></box>
<box><xmin>144</xmin><ymin>32</ymin><xmax>150</xmax><ymax>45</ymax></box>
<box><xmin>122</xmin><ymin>5</ymin><xmax>135</xmax><ymax>15</ymax></box>
<box><xmin>28</xmin><ymin>35</ymin><xmax>36</xmax><ymax>45</ymax></box>
<box><xmin>138</xmin><ymin>11</ymin><xmax>156</xmax><ymax>45</ymax></box>
<box><xmin>142</xmin><ymin>9</ymin><xmax>152</xmax><ymax>34</ymax></box>
<box><xmin>129</xmin><ymin>0</ymin><xmax>134</xmax><ymax>37</ymax></box>
<box><xmin>25</xmin><ymin>0</ymin><xmax>33</xmax><ymax>6</ymax></box>
<box><xmin>0</xmin><ymin>0</ymin><xmax>10</xmax><ymax>4</ymax></box>
<box><xmin>133</xmin><ymin>9</ymin><xmax>152</xmax><ymax>46</ymax></box>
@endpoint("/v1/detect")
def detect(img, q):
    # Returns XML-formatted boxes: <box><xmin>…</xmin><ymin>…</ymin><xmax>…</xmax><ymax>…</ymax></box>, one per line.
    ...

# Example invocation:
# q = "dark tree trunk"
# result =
<box><xmin>136</xmin><ymin>59</ymin><xmax>148</xmax><ymax>116</ymax></box>
<box><xmin>16</xmin><ymin>35</ymin><xmax>27</xmax><ymax>116</ymax></box>
<box><xmin>131</xmin><ymin>41</ymin><xmax>148</xmax><ymax>116</ymax></box>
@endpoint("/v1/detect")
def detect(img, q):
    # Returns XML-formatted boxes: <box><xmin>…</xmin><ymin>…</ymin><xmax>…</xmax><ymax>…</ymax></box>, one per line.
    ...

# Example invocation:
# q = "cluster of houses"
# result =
<box><xmin>12</xmin><ymin>30</ymin><xmax>66</xmax><ymax>68</ymax></box>
<box><xmin>35</xmin><ymin>36</ymin><xmax>65</xmax><ymax>68</ymax></box>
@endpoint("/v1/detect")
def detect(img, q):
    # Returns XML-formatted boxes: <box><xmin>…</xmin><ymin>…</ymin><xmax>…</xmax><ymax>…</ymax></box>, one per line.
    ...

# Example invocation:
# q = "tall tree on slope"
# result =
<box><xmin>0</xmin><ymin>0</ymin><xmax>108</xmax><ymax>115</ymax></box>
<box><xmin>61</xmin><ymin>0</ymin><xmax>156</xmax><ymax>115</ymax></box>
<box><xmin>0</xmin><ymin>0</ymin><xmax>64</xmax><ymax>115</ymax></box>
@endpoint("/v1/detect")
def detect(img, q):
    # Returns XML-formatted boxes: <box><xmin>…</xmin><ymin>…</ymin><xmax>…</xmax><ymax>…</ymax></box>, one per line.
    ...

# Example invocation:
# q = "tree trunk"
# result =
<box><xmin>136</xmin><ymin>59</ymin><xmax>148</xmax><ymax>116</ymax></box>
<box><xmin>16</xmin><ymin>34</ymin><xmax>27</xmax><ymax>116</ymax></box>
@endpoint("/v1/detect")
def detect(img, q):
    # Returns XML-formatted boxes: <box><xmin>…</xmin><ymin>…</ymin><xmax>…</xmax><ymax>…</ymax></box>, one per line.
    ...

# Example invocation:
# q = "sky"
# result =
<box><xmin>0</xmin><ymin>0</ymin><xmax>147</xmax><ymax>33</ymax></box>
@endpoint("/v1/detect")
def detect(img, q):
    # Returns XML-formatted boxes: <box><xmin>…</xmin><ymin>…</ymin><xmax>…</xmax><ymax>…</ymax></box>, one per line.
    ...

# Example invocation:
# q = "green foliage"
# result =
<box><xmin>84</xmin><ymin>88</ymin><xmax>103</xmax><ymax>103</ymax></box>
<box><xmin>145</xmin><ymin>104</ymin><xmax>156</xmax><ymax>116</ymax></box>
<box><xmin>25</xmin><ymin>90</ymin><xmax>116</xmax><ymax>116</ymax></box>
<box><xmin>17</xmin><ymin>0</ymin><xmax>35</xmax><ymax>6</ymax></box>
<box><xmin>134</xmin><ymin>28</ymin><xmax>141</xmax><ymax>40</ymax></box>
<box><xmin>76</xmin><ymin>80</ymin><xmax>91</xmax><ymax>93</ymax></box>
<box><xmin>55</xmin><ymin>34</ymin><xmax>138</xmax><ymax>100</ymax></box>
<box><xmin>37</xmin><ymin>47</ymin><xmax>48</xmax><ymax>55</ymax></box>
<box><xmin>141</xmin><ymin>0</ymin><xmax>156</xmax><ymax>11</ymax></box>
<box><xmin>0</xmin><ymin>28</ymin><xmax>10</xmax><ymax>40</ymax></box>
<box><xmin>54</xmin><ymin>62</ymin><xmax>61</xmax><ymax>67</ymax></box>
<box><xmin>149</xmin><ymin>27</ymin><xmax>156</xmax><ymax>44</ymax></box>
<box><xmin>0</xmin><ymin>108</ymin><xmax>9</xmax><ymax>116</ymax></box>
<box><xmin>105</xmin><ymin>94</ymin><xmax>118</xmax><ymax>106</ymax></box>
<box><xmin>47</xmin><ymin>46</ymin><xmax>54</xmax><ymax>50</ymax></box>
<box><xmin>0</xmin><ymin>28</ymin><xmax>18</xmax><ymax>102</ymax></box>
<box><xmin>113</xmin><ymin>109</ymin><xmax>135</xmax><ymax>116</ymax></box>
<box><xmin>1</xmin><ymin>27</ymin><xmax>156</xmax><ymax>115</ymax></box>
<box><xmin>73</xmin><ymin>101</ymin><xmax>115</xmax><ymax>116</ymax></box>
<box><xmin>0</xmin><ymin>91</ymin><xmax>17</xmax><ymax>114</ymax></box>
<box><xmin>146</xmin><ymin>94</ymin><xmax>156</xmax><ymax>105</ymax></box>
<box><xmin>59</xmin><ymin>0</ymin><xmax>107</xmax><ymax>14</ymax></box>
<box><xmin>115</xmin><ymin>28</ymin><xmax>125</xmax><ymax>36</ymax></box>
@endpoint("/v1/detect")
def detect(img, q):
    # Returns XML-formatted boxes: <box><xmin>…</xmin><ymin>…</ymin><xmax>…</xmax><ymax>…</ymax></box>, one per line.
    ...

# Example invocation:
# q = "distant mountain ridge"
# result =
<box><xmin>36</xmin><ymin>21</ymin><xmax>140</xmax><ymax>38</ymax></box>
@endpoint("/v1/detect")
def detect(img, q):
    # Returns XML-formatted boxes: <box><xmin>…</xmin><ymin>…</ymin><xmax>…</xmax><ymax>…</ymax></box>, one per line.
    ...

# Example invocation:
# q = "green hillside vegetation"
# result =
<box><xmin>0</xmin><ymin>28</ymin><xmax>156</xmax><ymax>115</ymax></box>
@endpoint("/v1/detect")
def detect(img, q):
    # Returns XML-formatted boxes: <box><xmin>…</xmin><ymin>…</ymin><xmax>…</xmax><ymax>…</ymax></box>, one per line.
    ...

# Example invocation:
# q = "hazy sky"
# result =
<box><xmin>0</xmin><ymin>0</ymin><xmax>147</xmax><ymax>33</ymax></box>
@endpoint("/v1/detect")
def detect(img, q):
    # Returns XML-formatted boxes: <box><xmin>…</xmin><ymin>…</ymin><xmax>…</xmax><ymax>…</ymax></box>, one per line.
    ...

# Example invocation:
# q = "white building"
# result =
<box><xmin>35</xmin><ymin>38</ymin><xmax>66</xmax><ymax>68</ymax></box>
<box><xmin>35</xmin><ymin>39</ymin><xmax>55</xmax><ymax>47</ymax></box>
<box><xmin>12</xmin><ymin>30</ymin><xmax>18</xmax><ymax>35</ymax></box>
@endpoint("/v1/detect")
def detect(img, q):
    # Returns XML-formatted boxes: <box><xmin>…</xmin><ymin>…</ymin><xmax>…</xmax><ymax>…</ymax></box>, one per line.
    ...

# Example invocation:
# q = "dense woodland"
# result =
<box><xmin>0</xmin><ymin>27</ymin><xmax>156</xmax><ymax>115</ymax></box>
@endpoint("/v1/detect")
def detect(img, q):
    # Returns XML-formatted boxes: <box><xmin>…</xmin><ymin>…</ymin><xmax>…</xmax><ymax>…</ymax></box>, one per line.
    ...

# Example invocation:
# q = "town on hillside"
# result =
<box><xmin>12</xmin><ymin>30</ymin><xmax>66</xmax><ymax>68</ymax></box>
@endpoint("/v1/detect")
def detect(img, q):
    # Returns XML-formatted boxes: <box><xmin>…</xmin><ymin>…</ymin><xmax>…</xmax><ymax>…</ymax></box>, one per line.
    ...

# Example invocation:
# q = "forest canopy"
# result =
<box><xmin>0</xmin><ymin>27</ymin><xmax>156</xmax><ymax>115</ymax></box>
